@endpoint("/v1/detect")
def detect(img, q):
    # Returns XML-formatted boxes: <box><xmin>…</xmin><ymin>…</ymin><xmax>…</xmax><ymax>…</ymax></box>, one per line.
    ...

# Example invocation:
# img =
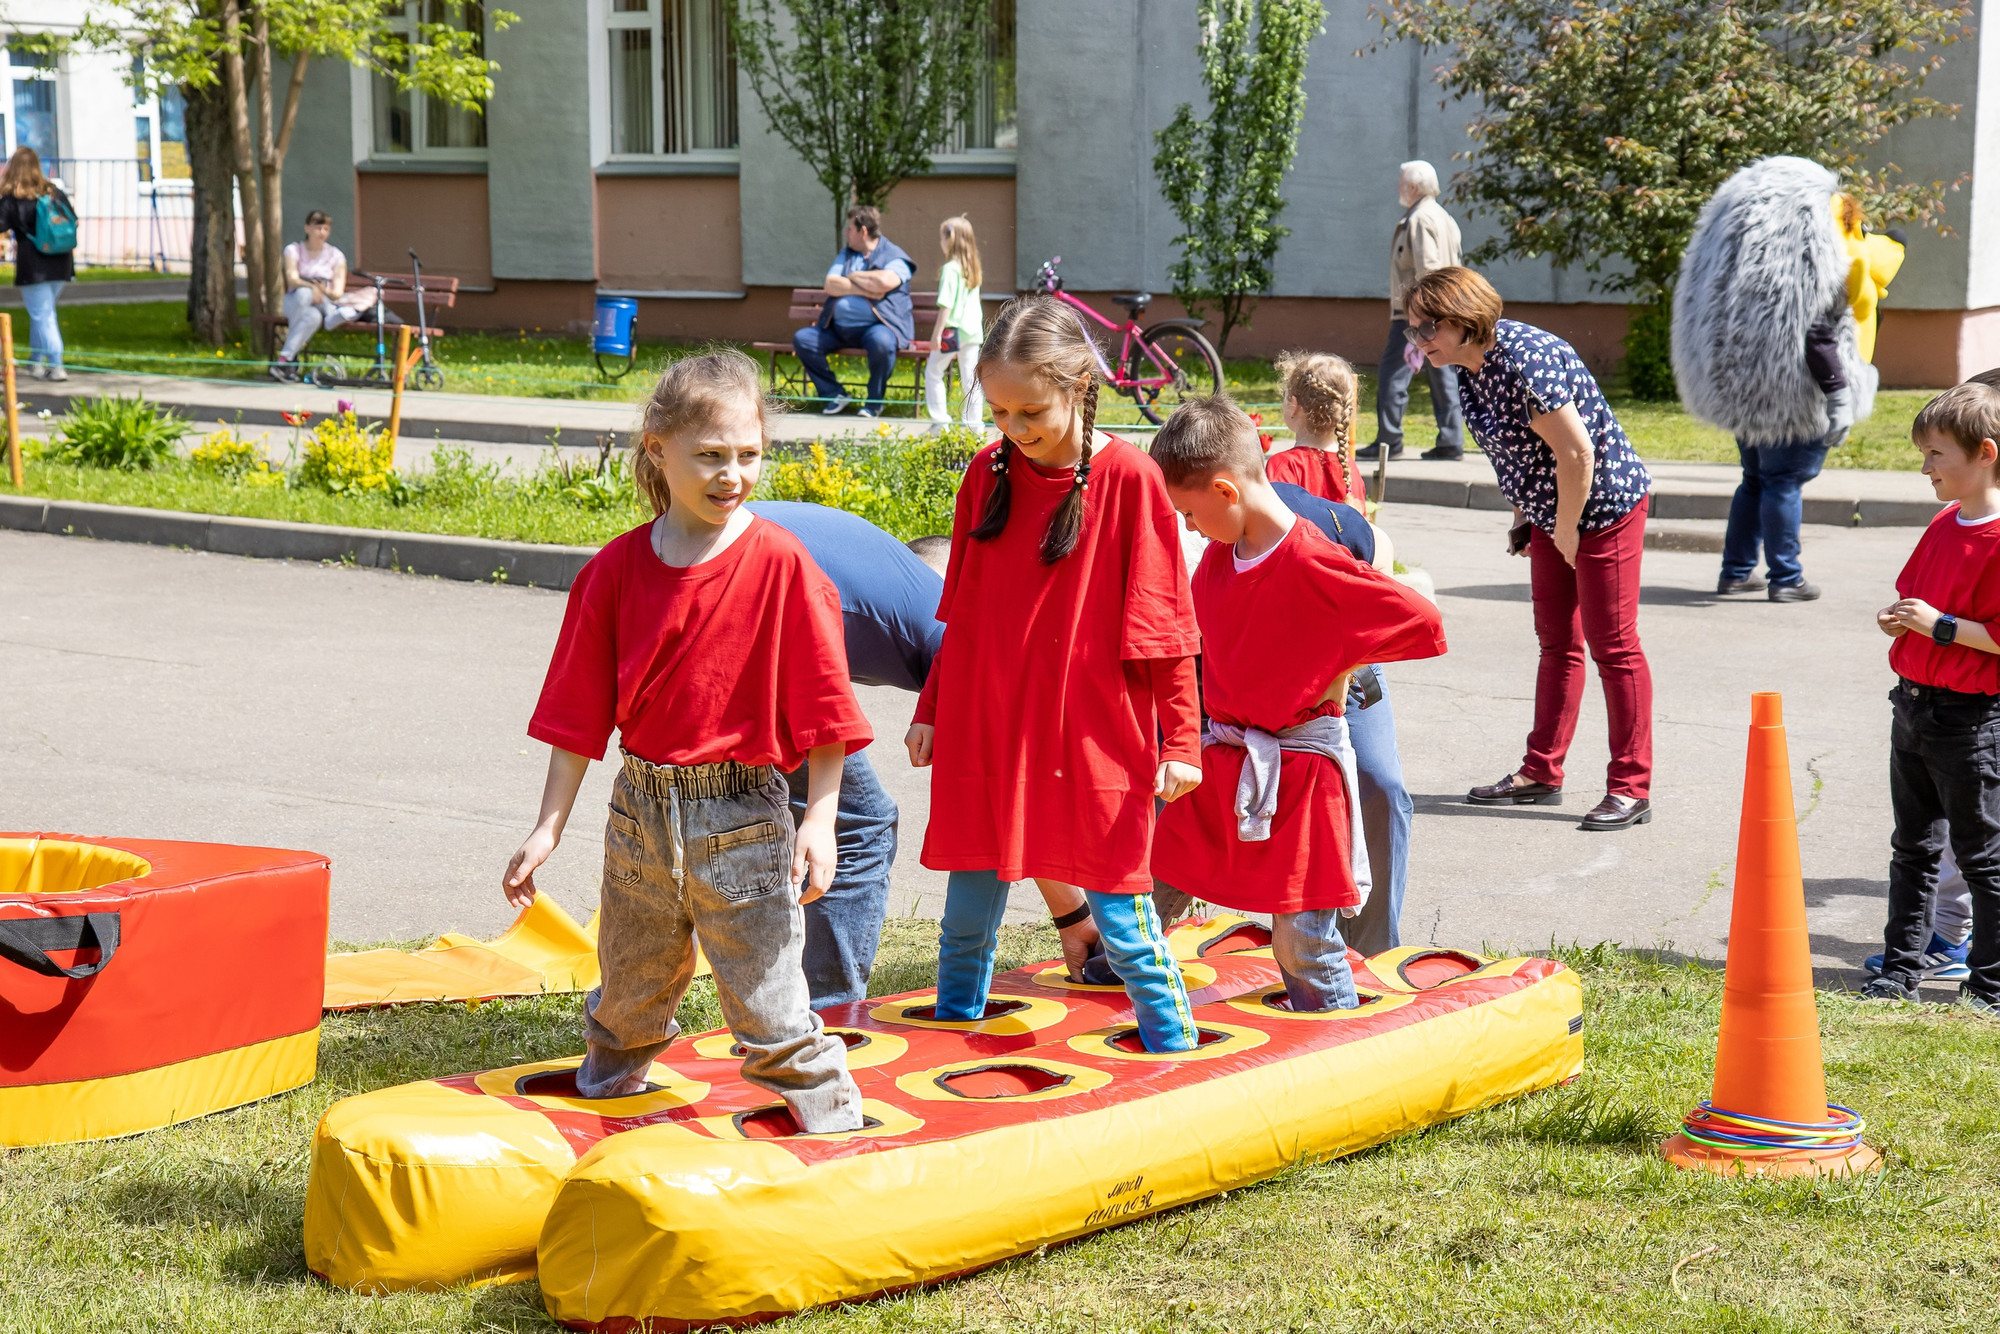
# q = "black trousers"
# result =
<box><xmin>1886</xmin><ymin>679</ymin><xmax>2000</xmax><ymax>998</ymax></box>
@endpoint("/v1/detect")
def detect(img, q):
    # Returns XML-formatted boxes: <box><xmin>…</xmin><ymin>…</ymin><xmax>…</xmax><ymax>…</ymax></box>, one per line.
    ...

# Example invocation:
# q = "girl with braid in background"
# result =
<box><xmin>1267</xmin><ymin>351</ymin><xmax>1365</xmax><ymax>505</ymax></box>
<box><xmin>905</xmin><ymin>293</ymin><xmax>1208</xmax><ymax>1052</ymax></box>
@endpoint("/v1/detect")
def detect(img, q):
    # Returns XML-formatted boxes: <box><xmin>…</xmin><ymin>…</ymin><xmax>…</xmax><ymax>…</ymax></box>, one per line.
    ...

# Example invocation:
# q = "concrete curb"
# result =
<box><xmin>1378</xmin><ymin>475</ymin><xmax>1940</xmax><ymax>528</ymax></box>
<box><xmin>0</xmin><ymin>494</ymin><xmax>596</xmax><ymax>590</ymax></box>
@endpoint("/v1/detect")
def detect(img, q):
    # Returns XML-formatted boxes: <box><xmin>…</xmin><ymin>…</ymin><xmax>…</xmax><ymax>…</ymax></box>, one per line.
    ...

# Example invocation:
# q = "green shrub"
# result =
<box><xmin>45</xmin><ymin>395</ymin><xmax>184</xmax><ymax>470</ymax></box>
<box><xmin>1622</xmin><ymin>299</ymin><xmax>1677</xmax><ymax>402</ymax></box>
<box><xmin>758</xmin><ymin>425</ymin><xmax>980</xmax><ymax>540</ymax></box>
<box><xmin>299</xmin><ymin>412</ymin><xmax>396</xmax><ymax>494</ymax></box>
<box><xmin>187</xmin><ymin>426</ymin><xmax>280</xmax><ymax>484</ymax></box>
<box><xmin>525</xmin><ymin>444</ymin><xmax>642</xmax><ymax>514</ymax></box>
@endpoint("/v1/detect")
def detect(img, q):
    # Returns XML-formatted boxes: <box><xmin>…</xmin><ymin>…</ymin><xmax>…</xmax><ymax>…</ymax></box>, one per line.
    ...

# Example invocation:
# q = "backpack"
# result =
<box><xmin>31</xmin><ymin>191</ymin><xmax>76</xmax><ymax>254</ymax></box>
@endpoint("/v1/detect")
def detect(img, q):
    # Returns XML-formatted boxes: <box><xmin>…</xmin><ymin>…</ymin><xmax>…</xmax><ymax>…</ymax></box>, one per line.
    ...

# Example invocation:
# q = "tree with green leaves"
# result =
<box><xmin>52</xmin><ymin>1</ymin><xmax>510</xmax><ymax>342</ymax></box>
<box><xmin>1372</xmin><ymin>0</ymin><xmax>1970</xmax><ymax>396</ymax></box>
<box><xmin>1152</xmin><ymin>0</ymin><xmax>1326</xmax><ymax>353</ymax></box>
<box><xmin>732</xmin><ymin>0</ymin><xmax>993</xmax><ymax>240</ymax></box>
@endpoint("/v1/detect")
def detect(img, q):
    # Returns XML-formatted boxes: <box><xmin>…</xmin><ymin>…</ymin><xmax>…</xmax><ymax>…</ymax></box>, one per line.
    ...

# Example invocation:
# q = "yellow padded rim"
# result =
<box><xmin>0</xmin><ymin>837</ymin><xmax>151</xmax><ymax>898</ymax></box>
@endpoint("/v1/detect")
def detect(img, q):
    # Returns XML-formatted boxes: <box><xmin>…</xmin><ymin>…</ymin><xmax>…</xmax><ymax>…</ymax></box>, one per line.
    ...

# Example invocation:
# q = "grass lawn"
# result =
<box><xmin>0</xmin><ymin>264</ymin><xmax>156</xmax><ymax>285</ymax></box>
<box><xmin>2</xmin><ymin>926</ymin><xmax>1995</xmax><ymax>1332</ymax></box>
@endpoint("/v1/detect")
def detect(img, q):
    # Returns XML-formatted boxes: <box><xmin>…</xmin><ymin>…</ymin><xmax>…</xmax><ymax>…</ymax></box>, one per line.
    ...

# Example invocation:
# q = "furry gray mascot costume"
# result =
<box><xmin>1672</xmin><ymin>156</ymin><xmax>1875</xmax><ymax>599</ymax></box>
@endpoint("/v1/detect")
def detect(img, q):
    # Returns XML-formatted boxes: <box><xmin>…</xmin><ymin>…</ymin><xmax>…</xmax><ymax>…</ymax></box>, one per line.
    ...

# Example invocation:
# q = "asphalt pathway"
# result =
<box><xmin>0</xmin><ymin>503</ymin><xmax>1921</xmax><ymax>984</ymax></box>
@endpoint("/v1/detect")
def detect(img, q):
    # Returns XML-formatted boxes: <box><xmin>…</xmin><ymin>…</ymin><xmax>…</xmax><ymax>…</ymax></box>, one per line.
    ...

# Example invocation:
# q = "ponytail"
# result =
<box><xmin>973</xmin><ymin>293</ymin><xmax>1101</xmax><ymax>565</ymax></box>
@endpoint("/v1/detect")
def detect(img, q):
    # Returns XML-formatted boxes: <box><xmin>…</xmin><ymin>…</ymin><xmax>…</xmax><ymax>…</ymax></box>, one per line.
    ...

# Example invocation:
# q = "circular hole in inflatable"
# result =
<box><xmin>731</xmin><ymin>1106</ymin><xmax>885</xmax><ymax>1139</ymax></box>
<box><xmin>1105</xmin><ymin>1027</ymin><xmax>1231</xmax><ymax>1054</ymax></box>
<box><xmin>1262</xmin><ymin>990</ymin><xmax>1381</xmax><ymax>1014</ymax></box>
<box><xmin>514</xmin><ymin>1069</ymin><xmax>671</xmax><ymax>1098</ymax></box>
<box><xmin>722</xmin><ymin>1030</ymin><xmax>873</xmax><ymax>1059</ymax></box>
<box><xmin>900</xmin><ymin>998</ymin><xmax>1030</xmax><ymax>1023</ymax></box>
<box><xmin>932</xmin><ymin>1063</ymin><xmax>1074</xmax><ymax>1099</ymax></box>
<box><xmin>1397</xmin><ymin>950</ymin><xmax>1487</xmax><ymax>990</ymax></box>
<box><xmin>1197</xmin><ymin>923</ymin><xmax>1274</xmax><ymax>957</ymax></box>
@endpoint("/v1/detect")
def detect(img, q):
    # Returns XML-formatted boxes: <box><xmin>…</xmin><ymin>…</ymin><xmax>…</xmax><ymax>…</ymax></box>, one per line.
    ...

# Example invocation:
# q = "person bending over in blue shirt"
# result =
<box><xmin>749</xmin><ymin>500</ymin><xmax>943</xmax><ymax>1006</ymax></box>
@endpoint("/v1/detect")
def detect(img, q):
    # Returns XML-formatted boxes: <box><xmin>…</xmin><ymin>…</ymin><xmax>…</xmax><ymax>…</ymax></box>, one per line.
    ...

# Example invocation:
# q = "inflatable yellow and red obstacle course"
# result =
<box><xmin>306</xmin><ymin>917</ymin><xmax>1584</xmax><ymax>1326</ymax></box>
<box><xmin>1</xmin><ymin>832</ymin><xmax>329</xmax><ymax>1148</ymax></box>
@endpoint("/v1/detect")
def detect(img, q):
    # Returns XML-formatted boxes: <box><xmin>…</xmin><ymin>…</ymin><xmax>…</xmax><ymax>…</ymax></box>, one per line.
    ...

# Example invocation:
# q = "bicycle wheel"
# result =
<box><xmin>1124</xmin><ymin>321</ymin><xmax>1224</xmax><ymax>425</ymax></box>
<box><xmin>412</xmin><ymin>364</ymin><xmax>445</xmax><ymax>392</ymax></box>
<box><xmin>307</xmin><ymin>357</ymin><xmax>344</xmax><ymax>388</ymax></box>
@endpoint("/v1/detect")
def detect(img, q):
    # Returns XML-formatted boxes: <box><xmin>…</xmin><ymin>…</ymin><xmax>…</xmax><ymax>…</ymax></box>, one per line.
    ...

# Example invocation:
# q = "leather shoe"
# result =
<box><xmin>1356</xmin><ymin>441</ymin><xmax>1403</xmax><ymax>462</ymax></box>
<box><xmin>1769</xmin><ymin>581</ymin><xmax>1821</xmax><ymax>603</ymax></box>
<box><xmin>1467</xmin><ymin>773</ymin><xmax>1562</xmax><ymax>806</ymax></box>
<box><xmin>1420</xmin><ymin>445</ymin><xmax>1464</xmax><ymax>461</ymax></box>
<box><xmin>1579</xmin><ymin>794</ymin><xmax>1651</xmax><ymax>831</ymax></box>
<box><xmin>1717</xmin><ymin>575</ymin><xmax>1767</xmax><ymax>594</ymax></box>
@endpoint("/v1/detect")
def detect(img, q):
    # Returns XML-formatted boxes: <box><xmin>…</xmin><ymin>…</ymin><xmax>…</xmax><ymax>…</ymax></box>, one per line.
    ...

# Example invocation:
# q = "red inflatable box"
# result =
<box><xmin>1</xmin><ymin>832</ymin><xmax>329</xmax><ymax>1146</ymax></box>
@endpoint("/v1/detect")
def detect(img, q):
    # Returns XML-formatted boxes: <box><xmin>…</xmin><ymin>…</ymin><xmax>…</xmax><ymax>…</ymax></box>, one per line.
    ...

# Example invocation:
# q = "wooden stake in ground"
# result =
<box><xmin>3</xmin><ymin>312</ymin><xmax>20</xmax><ymax>488</ymax></box>
<box><xmin>386</xmin><ymin>324</ymin><xmax>412</xmax><ymax>471</ymax></box>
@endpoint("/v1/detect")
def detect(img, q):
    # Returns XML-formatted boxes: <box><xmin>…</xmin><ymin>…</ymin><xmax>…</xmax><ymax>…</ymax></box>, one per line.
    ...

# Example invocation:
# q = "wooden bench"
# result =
<box><xmin>253</xmin><ymin>272</ymin><xmax>460</xmax><ymax>357</ymax></box>
<box><xmin>751</xmin><ymin>288</ymin><xmax>942</xmax><ymax>410</ymax></box>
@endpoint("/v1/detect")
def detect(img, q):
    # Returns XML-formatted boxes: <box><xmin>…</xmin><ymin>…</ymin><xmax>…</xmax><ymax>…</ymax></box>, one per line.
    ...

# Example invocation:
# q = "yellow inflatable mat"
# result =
<box><xmin>324</xmin><ymin>896</ymin><xmax>602</xmax><ymax>1010</ymax></box>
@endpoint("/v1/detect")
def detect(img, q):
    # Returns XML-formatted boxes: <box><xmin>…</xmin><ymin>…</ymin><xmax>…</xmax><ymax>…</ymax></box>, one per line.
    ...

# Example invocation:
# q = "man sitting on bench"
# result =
<box><xmin>793</xmin><ymin>204</ymin><xmax>916</xmax><ymax>418</ymax></box>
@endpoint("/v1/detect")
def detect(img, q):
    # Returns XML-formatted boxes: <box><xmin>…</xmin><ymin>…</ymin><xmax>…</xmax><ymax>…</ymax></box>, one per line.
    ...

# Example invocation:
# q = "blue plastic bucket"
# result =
<box><xmin>593</xmin><ymin>296</ymin><xmax>639</xmax><ymax>357</ymax></box>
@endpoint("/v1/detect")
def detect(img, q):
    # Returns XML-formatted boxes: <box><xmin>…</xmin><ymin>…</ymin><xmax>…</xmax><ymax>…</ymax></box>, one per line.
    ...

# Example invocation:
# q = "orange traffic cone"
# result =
<box><xmin>1660</xmin><ymin>692</ymin><xmax>1881</xmax><ymax>1177</ymax></box>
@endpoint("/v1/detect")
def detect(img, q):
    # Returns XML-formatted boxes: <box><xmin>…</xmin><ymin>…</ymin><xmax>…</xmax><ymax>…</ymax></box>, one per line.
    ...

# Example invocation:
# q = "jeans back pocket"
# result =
<box><xmin>604</xmin><ymin>808</ymin><xmax>645</xmax><ymax>888</ymax></box>
<box><xmin>705</xmin><ymin>819</ymin><xmax>785</xmax><ymax>901</ymax></box>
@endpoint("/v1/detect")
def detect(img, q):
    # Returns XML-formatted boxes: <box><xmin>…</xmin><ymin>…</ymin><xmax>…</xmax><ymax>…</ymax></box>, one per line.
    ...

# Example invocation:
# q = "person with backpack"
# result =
<box><xmin>0</xmin><ymin>147</ymin><xmax>76</xmax><ymax>382</ymax></box>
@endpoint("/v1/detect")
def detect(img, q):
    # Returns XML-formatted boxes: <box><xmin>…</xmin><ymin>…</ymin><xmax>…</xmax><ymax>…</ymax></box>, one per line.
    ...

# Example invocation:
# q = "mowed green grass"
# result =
<box><xmin>3</xmin><ymin>925</ymin><xmax>1996</xmax><ymax>1333</ymax></box>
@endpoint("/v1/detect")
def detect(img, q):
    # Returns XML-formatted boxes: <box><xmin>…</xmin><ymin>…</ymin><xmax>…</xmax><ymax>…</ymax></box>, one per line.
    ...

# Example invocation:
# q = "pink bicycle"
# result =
<box><xmin>1034</xmin><ymin>256</ymin><xmax>1223</xmax><ymax>425</ymax></box>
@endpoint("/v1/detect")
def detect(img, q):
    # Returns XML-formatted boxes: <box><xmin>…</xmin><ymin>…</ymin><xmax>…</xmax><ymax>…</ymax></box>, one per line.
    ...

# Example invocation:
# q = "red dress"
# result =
<box><xmin>1266</xmin><ymin>445</ymin><xmax>1363</xmax><ymax>506</ymax></box>
<box><xmin>915</xmin><ymin>436</ymin><xmax>1201</xmax><ymax>894</ymax></box>
<box><xmin>1152</xmin><ymin>519</ymin><xmax>1444</xmax><ymax>912</ymax></box>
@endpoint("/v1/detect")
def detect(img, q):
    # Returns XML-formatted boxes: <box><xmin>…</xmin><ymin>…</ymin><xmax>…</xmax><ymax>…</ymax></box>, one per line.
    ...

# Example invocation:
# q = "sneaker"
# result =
<box><xmin>45</xmin><ymin>367</ymin><xmax>66</xmax><ymax>382</ymax></box>
<box><xmin>1420</xmin><ymin>445</ymin><xmax>1464</xmax><ymax>461</ymax></box>
<box><xmin>26</xmin><ymin>363</ymin><xmax>47</xmax><ymax>381</ymax></box>
<box><xmin>1960</xmin><ymin>986</ymin><xmax>2000</xmax><ymax>1017</ymax></box>
<box><xmin>857</xmin><ymin>404</ymin><xmax>882</xmax><ymax>419</ymax></box>
<box><xmin>1769</xmin><ymin>580</ymin><xmax>1821</xmax><ymax>603</ymax></box>
<box><xmin>1858</xmin><ymin>975</ymin><xmax>1913</xmax><ymax>1002</ymax></box>
<box><xmin>1356</xmin><ymin>441</ymin><xmax>1403</xmax><ymax>462</ymax></box>
<box><xmin>1718</xmin><ymin>575</ymin><xmax>1768</xmax><ymax>594</ymax></box>
<box><xmin>820</xmin><ymin>393</ymin><xmax>853</xmax><ymax>416</ymax></box>
<box><xmin>1864</xmin><ymin>933</ymin><xmax>1971</xmax><ymax>981</ymax></box>
<box><xmin>267</xmin><ymin>359</ymin><xmax>298</xmax><ymax>384</ymax></box>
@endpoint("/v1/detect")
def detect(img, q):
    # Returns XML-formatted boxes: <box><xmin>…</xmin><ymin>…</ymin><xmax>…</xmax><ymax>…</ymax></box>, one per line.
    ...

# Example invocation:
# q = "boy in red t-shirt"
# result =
<box><xmin>1871</xmin><ymin>379</ymin><xmax>2000</xmax><ymax>1014</ymax></box>
<box><xmin>503</xmin><ymin>351</ymin><xmax>874</xmax><ymax>1125</ymax></box>
<box><xmin>1150</xmin><ymin>396</ymin><xmax>1446</xmax><ymax>1010</ymax></box>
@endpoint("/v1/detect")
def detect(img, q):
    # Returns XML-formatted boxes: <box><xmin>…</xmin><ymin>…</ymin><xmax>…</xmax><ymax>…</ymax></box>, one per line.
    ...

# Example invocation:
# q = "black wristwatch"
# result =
<box><xmin>1934</xmin><ymin>614</ymin><xmax>1959</xmax><ymax>646</ymax></box>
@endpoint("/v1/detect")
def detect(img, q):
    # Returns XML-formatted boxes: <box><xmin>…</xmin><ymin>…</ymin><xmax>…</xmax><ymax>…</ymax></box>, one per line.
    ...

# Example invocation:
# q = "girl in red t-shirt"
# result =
<box><xmin>905</xmin><ymin>293</ymin><xmax>1206</xmax><ymax>1052</ymax></box>
<box><xmin>1265</xmin><ymin>350</ymin><xmax>1365</xmax><ymax>505</ymax></box>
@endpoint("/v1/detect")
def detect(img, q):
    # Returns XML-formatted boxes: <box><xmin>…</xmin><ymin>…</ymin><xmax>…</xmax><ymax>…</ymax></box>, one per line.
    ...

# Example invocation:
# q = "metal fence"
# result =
<box><xmin>21</xmin><ymin>158</ymin><xmax>223</xmax><ymax>273</ymax></box>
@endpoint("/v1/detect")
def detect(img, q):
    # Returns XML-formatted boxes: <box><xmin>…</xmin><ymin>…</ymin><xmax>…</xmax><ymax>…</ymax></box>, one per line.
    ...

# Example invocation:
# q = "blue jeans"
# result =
<box><xmin>783</xmin><ymin>751</ymin><xmax>897</xmax><ymax>1008</ymax></box>
<box><xmin>1343</xmin><ymin>669</ymin><xmax>1414</xmax><ymax>956</ymax></box>
<box><xmin>935</xmin><ymin>870</ymin><xmax>1199</xmax><ymax>1052</ymax></box>
<box><xmin>21</xmin><ymin>279</ymin><xmax>63</xmax><ymax>369</ymax></box>
<box><xmin>794</xmin><ymin>321</ymin><xmax>900</xmax><ymax>407</ymax></box>
<box><xmin>1722</xmin><ymin>438</ymin><xmax>1830</xmax><ymax>588</ymax></box>
<box><xmin>1271</xmin><ymin>911</ymin><xmax>1360</xmax><ymax>1011</ymax></box>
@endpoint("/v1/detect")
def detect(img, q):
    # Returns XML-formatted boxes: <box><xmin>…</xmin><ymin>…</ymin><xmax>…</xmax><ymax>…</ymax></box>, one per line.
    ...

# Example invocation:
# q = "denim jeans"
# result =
<box><xmin>1885</xmin><ymin>681</ymin><xmax>2000</xmax><ymax>1001</ymax></box>
<box><xmin>1342</xmin><ymin>668</ymin><xmax>1414</xmax><ymax>955</ymax></box>
<box><xmin>1271</xmin><ymin>911</ymin><xmax>1360</xmax><ymax>1011</ymax></box>
<box><xmin>579</xmin><ymin>760</ymin><xmax>862</xmax><ymax>1131</ymax></box>
<box><xmin>934</xmin><ymin>870</ymin><xmax>1199</xmax><ymax>1052</ymax></box>
<box><xmin>1721</xmin><ymin>438</ymin><xmax>1831</xmax><ymax>588</ymax></box>
<box><xmin>278</xmin><ymin>283</ymin><xmax>357</xmax><ymax>361</ymax></box>
<box><xmin>20</xmin><ymin>279</ymin><xmax>63</xmax><ymax>369</ymax></box>
<box><xmin>794</xmin><ymin>321</ymin><xmax>900</xmax><ymax>406</ymax></box>
<box><xmin>1375</xmin><ymin>318</ymin><xmax>1463</xmax><ymax>452</ymax></box>
<box><xmin>783</xmin><ymin>750</ymin><xmax>896</xmax><ymax>1008</ymax></box>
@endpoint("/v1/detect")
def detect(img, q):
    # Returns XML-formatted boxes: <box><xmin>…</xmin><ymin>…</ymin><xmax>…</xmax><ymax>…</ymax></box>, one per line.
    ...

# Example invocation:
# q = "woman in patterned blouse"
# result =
<box><xmin>1403</xmin><ymin>267</ymin><xmax>1655</xmax><ymax>832</ymax></box>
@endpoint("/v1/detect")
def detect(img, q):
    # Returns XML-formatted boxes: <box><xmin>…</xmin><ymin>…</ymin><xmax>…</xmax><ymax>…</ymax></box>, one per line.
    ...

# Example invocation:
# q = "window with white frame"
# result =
<box><xmin>373</xmin><ymin>1</ymin><xmax>488</xmax><ymax>157</ymax></box>
<box><xmin>3</xmin><ymin>46</ymin><xmax>59</xmax><ymax>163</ymax></box>
<box><xmin>606</xmin><ymin>0</ymin><xmax>738</xmax><ymax>156</ymax></box>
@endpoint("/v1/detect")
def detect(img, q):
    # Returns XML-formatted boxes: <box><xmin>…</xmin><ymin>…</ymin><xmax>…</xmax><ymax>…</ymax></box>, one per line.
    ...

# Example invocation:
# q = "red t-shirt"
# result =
<box><xmin>1265</xmin><ymin>445</ymin><xmax>1363</xmax><ymax>506</ymax></box>
<box><xmin>1891</xmin><ymin>503</ymin><xmax>2000</xmax><ymax>694</ymax></box>
<box><xmin>1153</xmin><ymin>518</ymin><xmax>1446</xmax><ymax>912</ymax></box>
<box><xmin>529</xmin><ymin>518</ymin><xmax>873</xmax><ymax>769</ymax></box>
<box><xmin>915</xmin><ymin>436</ymin><xmax>1202</xmax><ymax>894</ymax></box>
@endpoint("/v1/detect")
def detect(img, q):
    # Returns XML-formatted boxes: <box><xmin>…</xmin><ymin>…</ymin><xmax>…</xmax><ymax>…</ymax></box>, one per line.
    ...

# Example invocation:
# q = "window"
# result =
<box><xmin>7</xmin><ymin>47</ymin><xmax>59</xmax><ymax>162</ymax></box>
<box><xmin>374</xmin><ymin>1</ymin><xmax>488</xmax><ymax>156</ymax></box>
<box><xmin>937</xmin><ymin>0</ymin><xmax>1015</xmax><ymax>155</ymax></box>
<box><xmin>605</xmin><ymin>0</ymin><xmax>738</xmax><ymax>157</ymax></box>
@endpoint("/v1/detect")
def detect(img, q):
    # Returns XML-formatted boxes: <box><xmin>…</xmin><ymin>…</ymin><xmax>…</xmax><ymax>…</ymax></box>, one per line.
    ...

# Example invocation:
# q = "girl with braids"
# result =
<box><xmin>904</xmin><ymin>293</ymin><xmax>1207</xmax><ymax>1052</ymax></box>
<box><xmin>1266</xmin><ymin>350</ymin><xmax>1365</xmax><ymax>505</ymax></box>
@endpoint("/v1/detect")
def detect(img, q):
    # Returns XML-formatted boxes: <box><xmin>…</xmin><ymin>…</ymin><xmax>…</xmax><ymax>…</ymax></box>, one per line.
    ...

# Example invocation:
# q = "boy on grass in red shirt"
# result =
<box><xmin>1869</xmin><ymin>379</ymin><xmax>2000</xmax><ymax>1015</ymax></box>
<box><xmin>1149</xmin><ymin>396</ymin><xmax>1446</xmax><ymax>1010</ymax></box>
<box><xmin>502</xmin><ymin>350</ymin><xmax>873</xmax><ymax>1126</ymax></box>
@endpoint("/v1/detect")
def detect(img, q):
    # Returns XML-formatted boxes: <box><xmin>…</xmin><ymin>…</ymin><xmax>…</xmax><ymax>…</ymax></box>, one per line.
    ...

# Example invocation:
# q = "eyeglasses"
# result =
<box><xmin>1404</xmin><ymin>318</ymin><xmax>1443</xmax><ymax>345</ymax></box>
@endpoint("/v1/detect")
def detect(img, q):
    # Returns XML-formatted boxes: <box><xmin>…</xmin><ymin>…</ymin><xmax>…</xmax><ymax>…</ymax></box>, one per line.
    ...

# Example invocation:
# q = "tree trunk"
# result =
<box><xmin>184</xmin><ymin>76</ymin><xmax>239</xmax><ymax>345</ymax></box>
<box><xmin>221</xmin><ymin>0</ymin><xmax>269</xmax><ymax>350</ymax></box>
<box><xmin>253</xmin><ymin>4</ymin><xmax>286</xmax><ymax>326</ymax></box>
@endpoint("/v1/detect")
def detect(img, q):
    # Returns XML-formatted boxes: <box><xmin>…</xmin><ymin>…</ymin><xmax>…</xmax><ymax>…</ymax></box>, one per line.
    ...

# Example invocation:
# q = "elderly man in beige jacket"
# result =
<box><xmin>1360</xmin><ymin>161</ymin><xmax>1467</xmax><ymax>462</ymax></box>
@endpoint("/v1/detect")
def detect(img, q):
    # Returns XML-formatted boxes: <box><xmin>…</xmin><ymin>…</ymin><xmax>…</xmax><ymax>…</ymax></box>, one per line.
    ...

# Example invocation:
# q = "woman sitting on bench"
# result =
<box><xmin>270</xmin><ymin>211</ymin><xmax>377</xmax><ymax>382</ymax></box>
